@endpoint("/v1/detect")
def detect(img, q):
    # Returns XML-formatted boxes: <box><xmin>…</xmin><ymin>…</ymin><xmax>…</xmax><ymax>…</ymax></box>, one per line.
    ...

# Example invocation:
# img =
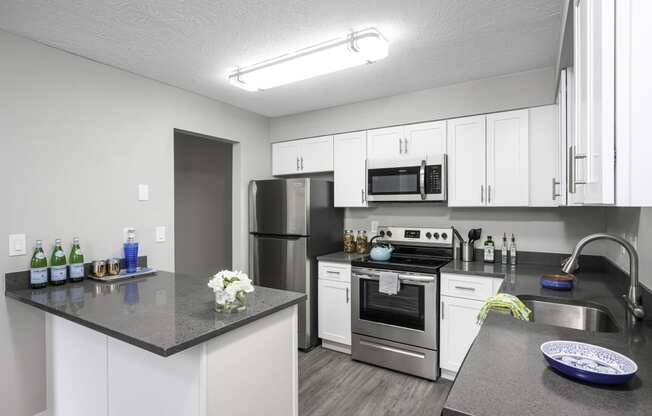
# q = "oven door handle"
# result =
<box><xmin>352</xmin><ymin>272</ymin><xmax>435</xmax><ymax>284</ymax></box>
<box><xmin>419</xmin><ymin>160</ymin><xmax>426</xmax><ymax>200</ymax></box>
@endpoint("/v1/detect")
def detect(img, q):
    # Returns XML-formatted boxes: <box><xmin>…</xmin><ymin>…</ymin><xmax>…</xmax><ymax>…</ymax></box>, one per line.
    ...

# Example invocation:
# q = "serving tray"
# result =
<box><xmin>88</xmin><ymin>267</ymin><xmax>157</xmax><ymax>283</ymax></box>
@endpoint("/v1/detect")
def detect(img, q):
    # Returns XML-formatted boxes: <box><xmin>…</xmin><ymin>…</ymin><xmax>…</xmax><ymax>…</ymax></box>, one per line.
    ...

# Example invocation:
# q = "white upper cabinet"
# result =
<box><xmin>447</xmin><ymin>115</ymin><xmax>487</xmax><ymax>207</ymax></box>
<box><xmin>334</xmin><ymin>131</ymin><xmax>368</xmax><ymax>207</ymax></box>
<box><xmin>573</xmin><ymin>0</ymin><xmax>615</xmax><ymax>205</ymax></box>
<box><xmin>615</xmin><ymin>0</ymin><xmax>652</xmax><ymax>206</ymax></box>
<box><xmin>300</xmin><ymin>136</ymin><xmax>334</xmax><ymax>173</ymax></box>
<box><xmin>366</xmin><ymin>126</ymin><xmax>404</xmax><ymax>159</ymax></box>
<box><xmin>403</xmin><ymin>121</ymin><xmax>447</xmax><ymax>159</ymax></box>
<box><xmin>486</xmin><ymin>110</ymin><xmax>529</xmax><ymax>206</ymax></box>
<box><xmin>367</xmin><ymin>121</ymin><xmax>446</xmax><ymax>161</ymax></box>
<box><xmin>529</xmin><ymin>105</ymin><xmax>561</xmax><ymax>207</ymax></box>
<box><xmin>272</xmin><ymin>136</ymin><xmax>333</xmax><ymax>176</ymax></box>
<box><xmin>272</xmin><ymin>141</ymin><xmax>301</xmax><ymax>176</ymax></box>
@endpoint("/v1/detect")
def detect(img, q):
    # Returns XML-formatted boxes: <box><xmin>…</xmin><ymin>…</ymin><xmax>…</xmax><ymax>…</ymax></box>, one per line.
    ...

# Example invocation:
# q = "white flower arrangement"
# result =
<box><xmin>208</xmin><ymin>270</ymin><xmax>254</xmax><ymax>308</ymax></box>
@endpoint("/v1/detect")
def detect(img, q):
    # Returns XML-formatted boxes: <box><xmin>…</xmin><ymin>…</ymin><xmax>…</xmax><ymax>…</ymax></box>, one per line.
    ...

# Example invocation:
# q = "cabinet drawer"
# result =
<box><xmin>441</xmin><ymin>273</ymin><xmax>495</xmax><ymax>301</ymax></box>
<box><xmin>318</xmin><ymin>261</ymin><xmax>351</xmax><ymax>282</ymax></box>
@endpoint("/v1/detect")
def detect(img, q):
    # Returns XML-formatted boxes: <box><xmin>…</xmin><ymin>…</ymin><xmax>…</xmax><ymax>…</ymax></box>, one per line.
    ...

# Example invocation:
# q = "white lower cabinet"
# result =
<box><xmin>318</xmin><ymin>261</ymin><xmax>352</xmax><ymax>353</ymax></box>
<box><xmin>440</xmin><ymin>273</ymin><xmax>502</xmax><ymax>379</ymax></box>
<box><xmin>440</xmin><ymin>296</ymin><xmax>483</xmax><ymax>375</ymax></box>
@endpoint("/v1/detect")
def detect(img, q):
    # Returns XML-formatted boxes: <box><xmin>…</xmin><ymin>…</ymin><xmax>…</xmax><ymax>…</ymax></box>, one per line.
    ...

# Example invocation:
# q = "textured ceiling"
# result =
<box><xmin>0</xmin><ymin>0</ymin><xmax>563</xmax><ymax>117</ymax></box>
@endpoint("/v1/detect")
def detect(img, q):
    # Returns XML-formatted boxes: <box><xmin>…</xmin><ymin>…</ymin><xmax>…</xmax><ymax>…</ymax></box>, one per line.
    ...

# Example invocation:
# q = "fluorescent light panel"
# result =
<box><xmin>228</xmin><ymin>28</ymin><xmax>388</xmax><ymax>91</ymax></box>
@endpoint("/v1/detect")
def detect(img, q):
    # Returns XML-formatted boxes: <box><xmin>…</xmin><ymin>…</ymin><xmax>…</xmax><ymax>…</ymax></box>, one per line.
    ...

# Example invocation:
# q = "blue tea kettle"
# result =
<box><xmin>368</xmin><ymin>235</ymin><xmax>394</xmax><ymax>261</ymax></box>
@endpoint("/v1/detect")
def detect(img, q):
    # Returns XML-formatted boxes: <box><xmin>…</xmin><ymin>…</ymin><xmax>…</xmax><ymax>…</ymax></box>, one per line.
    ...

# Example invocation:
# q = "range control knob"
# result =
<box><xmin>441</xmin><ymin>232</ymin><xmax>448</xmax><ymax>240</ymax></box>
<box><xmin>433</xmin><ymin>232</ymin><xmax>440</xmax><ymax>240</ymax></box>
<box><xmin>425</xmin><ymin>232</ymin><xmax>432</xmax><ymax>239</ymax></box>
<box><xmin>386</xmin><ymin>230</ymin><xmax>393</xmax><ymax>238</ymax></box>
<box><xmin>379</xmin><ymin>230</ymin><xmax>385</xmax><ymax>237</ymax></box>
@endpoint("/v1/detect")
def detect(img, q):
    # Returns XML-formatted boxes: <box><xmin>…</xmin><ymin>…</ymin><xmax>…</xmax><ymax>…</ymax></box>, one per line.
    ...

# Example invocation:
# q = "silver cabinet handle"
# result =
<box><xmin>481</xmin><ymin>185</ymin><xmax>484</xmax><ymax>203</ymax></box>
<box><xmin>569</xmin><ymin>145</ymin><xmax>586</xmax><ymax>193</ymax></box>
<box><xmin>398</xmin><ymin>138</ymin><xmax>403</xmax><ymax>154</ymax></box>
<box><xmin>488</xmin><ymin>185</ymin><xmax>492</xmax><ymax>204</ymax></box>
<box><xmin>441</xmin><ymin>301</ymin><xmax>444</xmax><ymax>320</ymax></box>
<box><xmin>326</xmin><ymin>270</ymin><xmax>340</xmax><ymax>275</ymax></box>
<box><xmin>404</xmin><ymin>138</ymin><xmax>408</xmax><ymax>154</ymax></box>
<box><xmin>552</xmin><ymin>178</ymin><xmax>561</xmax><ymax>200</ymax></box>
<box><xmin>300</xmin><ymin>156</ymin><xmax>304</xmax><ymax>171</ymax></box>
<box><xmin>361</xmin><ymin>189</ymin><xmax>365</xmax><ymax>204</ymax></box>
<box><xmin>296</xmin><ymin>157</ymin><xmax>300</xmax><ymax>171</ymax></box>
<box><xmin>454</xmin><ymin>285</ymin><xmax>476</xmax><ymax>291</ymax></box>
<box><xmin>346</xmin><ymin>287</ymin><xmax>349</xmax><ymax>303</ymax></box>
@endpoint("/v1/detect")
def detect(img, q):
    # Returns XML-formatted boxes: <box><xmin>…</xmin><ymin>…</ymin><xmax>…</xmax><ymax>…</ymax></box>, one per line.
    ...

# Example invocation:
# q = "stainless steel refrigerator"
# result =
<box><xmin>249</xmin><ymin>178</ymin><xmax>343</xmax><ymax>350</ymax></box>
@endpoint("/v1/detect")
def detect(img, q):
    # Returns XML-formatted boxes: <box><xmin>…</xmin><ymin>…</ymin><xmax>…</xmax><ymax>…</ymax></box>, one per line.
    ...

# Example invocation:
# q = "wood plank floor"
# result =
<box><xmin>299</xmin><ymin>347</ymin><xmax>451</xmax><ymax>416</ymax></box>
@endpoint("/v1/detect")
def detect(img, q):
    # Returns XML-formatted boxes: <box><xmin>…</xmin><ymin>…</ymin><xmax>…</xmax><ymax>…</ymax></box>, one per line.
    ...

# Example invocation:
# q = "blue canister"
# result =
<box><xmin>123</xmin><ymin>228</ymin><xmax>139</xmax><ymax>273</ymax></box>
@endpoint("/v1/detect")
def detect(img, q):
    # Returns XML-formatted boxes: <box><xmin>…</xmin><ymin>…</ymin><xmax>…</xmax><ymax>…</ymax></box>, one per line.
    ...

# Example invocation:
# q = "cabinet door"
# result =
<box><xmin>447</xmin><ymin>115</ymin><xmax>486</xmax><ymax>207</ymax></box>
<box><xmin>529</xmin><ymin>105</ymin><xmax>561</xmax><ymax>207</ymax></box>
<box><xmin>404</xmin><ymin>121</ymin><xmax>447</xmax><ymax>160</ymax></box>
<box><xmin>486</xmin><ymin>109</ymin><xmax>529</xmax><ymax>206</ymax></box>
<box><xmin>318</xmin><ymin>279</ymin><xmax>351</xmax><ymax>346</ymax></box>
<box><xmin>574</xmin><ymin>0</ymin><xmax>615</xmax><ymax>205</ymax></box>
<box><xmin>300</xmin><ymin>135</ymin><xmax>333</xmax><ymax>173</ymax></box>
<box><xmin>334</xmin><ymin>131</ymin><xmax>367</xmax><ymax>207</ymax></box>
<box><xmin>367</xmin><ymin>126</ymin><xmax>404</xmax><ymax>160</ymax></box>
<box><xmin>272</xmin><ymin>141</ymin><xmax>300</xmax><ymax>176</ymax></box>
<box><xmin>440</xmin><ymin>296</ymin><xmax>482</xmax><ymax>373</ymax></box>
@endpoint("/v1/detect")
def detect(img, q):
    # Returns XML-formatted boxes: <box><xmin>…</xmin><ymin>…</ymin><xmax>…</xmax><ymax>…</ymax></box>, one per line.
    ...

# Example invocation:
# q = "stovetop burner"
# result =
<box><xmin>351</xmin><ymin>254</ymin><xmax>451</xmax><ymax>274</ymax></box>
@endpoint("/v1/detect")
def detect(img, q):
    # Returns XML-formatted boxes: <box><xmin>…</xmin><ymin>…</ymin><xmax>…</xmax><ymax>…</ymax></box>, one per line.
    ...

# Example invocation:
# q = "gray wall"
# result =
<box><xmin>269</xmin><ymin>67</ymin><xmax>556</xmax><ymax>141</ymax></box>
<box><xmin>605</xmin><ymin>208</ymin><xmax>652</xmax><ymax>290</ymax></box>
<box><xmin>174</xmin><ymin>131</ymin><xmax>233</xmax><ymax>277</ymax></box>
<box><xmin>0</xmin><ymin>30</ymin><xmax>269</xmax><ymax>416</ymax></box>
<box><xmin>346</xmin><ymin>205</ymin><xmax>607</xmax><ymax>255</ymax></box>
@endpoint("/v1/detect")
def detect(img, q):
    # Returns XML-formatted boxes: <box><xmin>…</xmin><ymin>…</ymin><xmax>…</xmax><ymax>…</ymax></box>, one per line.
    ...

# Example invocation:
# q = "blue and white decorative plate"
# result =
<box><xmin>541</xmin><ymin>340</ymin><xmax>637</xmax><ymax>385</ymax></box>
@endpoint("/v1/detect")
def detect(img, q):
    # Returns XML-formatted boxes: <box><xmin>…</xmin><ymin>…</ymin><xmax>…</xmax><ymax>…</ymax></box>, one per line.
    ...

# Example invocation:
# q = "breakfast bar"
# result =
<box><xmin>5</xmin><ymin>271</ymin><xmax>305</xmax><ymax>416</ymax></box>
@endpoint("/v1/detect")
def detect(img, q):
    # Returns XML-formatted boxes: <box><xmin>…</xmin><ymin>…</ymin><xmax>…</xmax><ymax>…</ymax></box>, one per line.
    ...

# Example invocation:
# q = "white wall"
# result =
<box><xmin>605</xmin><ymin>208</ymin><xmax>652</xmax><ymax>290</ymax></box>
<box><xmin>346</xmin><ymin>205</ymin><xmax>606</xmax><ymax>255</ymax></box>
<box><xmin>270</xmin><ymin>67</ymin><xmax>556</xmax><ymax>141</ymax></box>
<box><xmin>0</xmin><ymin>30</ymin><xmax>269</xmax><ymax>416</ymax></box>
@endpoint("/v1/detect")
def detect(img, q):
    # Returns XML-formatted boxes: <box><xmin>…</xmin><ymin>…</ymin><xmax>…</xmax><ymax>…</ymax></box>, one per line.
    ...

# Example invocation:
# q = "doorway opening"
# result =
<box><xmin>174</xmin><ymin>129</ymin><xmax>233</xmax><ymax>276</ymax></box>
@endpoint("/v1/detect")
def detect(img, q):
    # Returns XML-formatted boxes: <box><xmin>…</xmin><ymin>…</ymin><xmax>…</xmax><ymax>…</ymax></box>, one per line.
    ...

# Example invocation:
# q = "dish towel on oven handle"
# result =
<box><xmin>379</xmin><ymin>272</ymin><xmax>400</xmax><ymax>295</ymax></box>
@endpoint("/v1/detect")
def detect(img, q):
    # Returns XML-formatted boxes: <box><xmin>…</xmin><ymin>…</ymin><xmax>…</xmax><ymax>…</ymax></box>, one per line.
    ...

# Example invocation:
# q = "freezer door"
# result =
<box><xmin>249</xmin><ymin>234</ymin><xmax>315</xmax><ymax>349</ymax></box>
<box><xmin>249</xmin><ymin>179</ymin><xmax>308</xmax><ymax>236</ymax></box>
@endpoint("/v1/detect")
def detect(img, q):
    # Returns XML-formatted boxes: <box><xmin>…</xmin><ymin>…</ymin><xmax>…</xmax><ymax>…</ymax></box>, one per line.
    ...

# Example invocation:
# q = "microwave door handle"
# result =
<box><xmin>420</xmin><ymin>160</ymin><xmax>426</xmax><ymax>200</ymax></box>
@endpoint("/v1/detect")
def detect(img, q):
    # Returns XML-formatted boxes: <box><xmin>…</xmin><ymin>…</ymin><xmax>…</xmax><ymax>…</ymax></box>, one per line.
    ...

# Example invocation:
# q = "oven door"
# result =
<box><xmin>367</xmin><ymin>159</ymin><xmax>424</xmax><ymax>201</ymax></box>
<box><xmin>351</xmin><ymin>268</ymin><xmax>438</xmax><ymax>350</ymax></box>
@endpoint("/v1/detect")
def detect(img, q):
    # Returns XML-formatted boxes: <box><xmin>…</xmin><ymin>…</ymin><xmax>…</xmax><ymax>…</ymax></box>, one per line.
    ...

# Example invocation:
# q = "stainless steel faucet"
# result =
<box><xmin>562</xmin><ymin>233</ymin><xmax>645</xmax><ymax>320</ymax></box>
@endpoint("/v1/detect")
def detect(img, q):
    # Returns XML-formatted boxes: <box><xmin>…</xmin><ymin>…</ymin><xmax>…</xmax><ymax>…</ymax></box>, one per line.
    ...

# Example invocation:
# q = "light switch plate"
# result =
<box><xmin>138</xmin><ymin>184</ymin><xmax>149</xmax><ymax>201</ymax></box>
<box><xmin>155</xmin><ymin>226</ymin><xmax>166</xmax><ymax>243</ymax></box>
<box><xmin>9</xmin><ymin>234</ymin><xmax>27</xmax><ymax>256</ymax></box>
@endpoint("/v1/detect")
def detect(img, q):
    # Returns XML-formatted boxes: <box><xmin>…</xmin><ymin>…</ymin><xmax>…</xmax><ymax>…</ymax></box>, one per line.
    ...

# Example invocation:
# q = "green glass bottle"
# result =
<box><xmin>68</xmin><ymin>237</ymin><xmax>85</xmax><ymax>282</ymax></box>
<box><xmin>30</xmin><ymin>240</ymin><xmax>48</xmax><ymax>289</ymax></box>
<box><xmin>50</xmin><ymin>238</ymin><xmax>67</xmax><ymax>286</ymax></box>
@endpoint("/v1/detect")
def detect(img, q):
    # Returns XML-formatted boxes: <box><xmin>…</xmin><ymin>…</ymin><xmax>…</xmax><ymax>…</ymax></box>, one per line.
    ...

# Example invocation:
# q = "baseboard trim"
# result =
<box><xmin>321</xmin><ymin>339</ymin><xmax>351</xmax><ymax>354</ymax></box>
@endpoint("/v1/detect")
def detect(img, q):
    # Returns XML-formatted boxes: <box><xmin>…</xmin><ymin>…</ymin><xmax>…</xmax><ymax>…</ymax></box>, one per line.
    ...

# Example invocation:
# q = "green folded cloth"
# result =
<box><xmin>476</xmin><ymin>293</ymin><xmax>532</xmax><ymax>324</ymax></box>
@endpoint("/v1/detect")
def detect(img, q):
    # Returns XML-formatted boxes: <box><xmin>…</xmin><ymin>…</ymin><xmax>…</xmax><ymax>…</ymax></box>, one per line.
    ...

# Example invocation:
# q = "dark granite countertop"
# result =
<box><xmin>317</xmin><ymin>251</ymin><xmax>366</xmax><ymax>263</ymax></box>
<box><xmin>441</xmin><ymin>260</ymin><xmax>652</xmax><ymax>416</ymax></box>
<box><xmin>5</xmin><ymin>271</ymin><xmax>305</xmax><ymax>357</ymax></box>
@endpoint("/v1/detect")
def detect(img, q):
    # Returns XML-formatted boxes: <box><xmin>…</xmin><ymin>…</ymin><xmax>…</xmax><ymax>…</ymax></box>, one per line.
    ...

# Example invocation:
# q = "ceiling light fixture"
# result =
<box><xmin>228</xmin><ymin>27</ymin><xmax>388</xmax><ymax>91</ymax></box>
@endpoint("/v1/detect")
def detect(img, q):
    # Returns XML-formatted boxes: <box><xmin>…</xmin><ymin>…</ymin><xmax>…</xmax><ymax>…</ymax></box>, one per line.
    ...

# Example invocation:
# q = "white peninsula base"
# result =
<box><xmin>45</xmin><ymin>305</ymin><xmax>298</xmax><ymax>416</ymax></box>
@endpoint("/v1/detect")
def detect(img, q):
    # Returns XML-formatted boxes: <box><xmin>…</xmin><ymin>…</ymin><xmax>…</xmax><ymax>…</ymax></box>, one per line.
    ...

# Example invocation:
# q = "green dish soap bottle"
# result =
<box><xmin>484</xmin><ymin>236</ymin><xmax>495</xmax><ymax>263</ymax></box>
<box><xmin>68</xmin><ymin>237</ymin><xmax>85</xmax><ymax>282</ymax></box>
<box><xmin>50</xmin><ymin>238</ymin><xmax>67</xmax><ymax>286</ymax></box>
<box><xmin>30</xmin><ymin>240</ymin><xmax>48</xmax><ymax>289</ymax></box>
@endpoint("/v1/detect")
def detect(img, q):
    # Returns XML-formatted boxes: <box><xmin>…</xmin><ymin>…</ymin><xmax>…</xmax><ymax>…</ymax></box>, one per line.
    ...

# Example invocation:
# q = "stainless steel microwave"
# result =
<box><xmin>367</xmin><ymin>154</ymin><xmax>447</xmax><ymax>202</ymax></box>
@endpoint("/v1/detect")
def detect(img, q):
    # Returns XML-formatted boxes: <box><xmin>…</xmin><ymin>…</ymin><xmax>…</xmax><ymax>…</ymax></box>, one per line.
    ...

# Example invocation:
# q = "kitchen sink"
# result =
<box><xmin>518</xmin><ymin>295</ymin><xmax>620</xmax><ymax>333</ymax></box>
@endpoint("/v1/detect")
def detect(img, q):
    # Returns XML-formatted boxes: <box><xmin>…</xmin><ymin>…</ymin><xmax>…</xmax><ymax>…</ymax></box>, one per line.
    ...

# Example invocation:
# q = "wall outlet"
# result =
<box><xmin>8</xmin><ymin>234</ymin><xmax>27</xmax><ymax>256</ymax></box>
<box><xmin>155</xmin><ymin>226</ymin><xmax>166</xmax><ymax>243</ymax></box>
<box><xmin>138</xmin><ymin>184</ymin><xmax>149</xmax><ymax>201</ymax></box>
<box><xmin>371</xmin><ymin>221</ymin><xmax>379</xmax><ymax>233</ymax></box>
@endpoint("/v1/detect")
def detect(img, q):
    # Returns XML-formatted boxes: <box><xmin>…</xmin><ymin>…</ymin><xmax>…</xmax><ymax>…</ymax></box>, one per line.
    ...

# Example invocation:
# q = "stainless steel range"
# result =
<box><xmin>350</xmin><ymin>226</ymin><xmax>455</xmax><ymax>381</ymax></box>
